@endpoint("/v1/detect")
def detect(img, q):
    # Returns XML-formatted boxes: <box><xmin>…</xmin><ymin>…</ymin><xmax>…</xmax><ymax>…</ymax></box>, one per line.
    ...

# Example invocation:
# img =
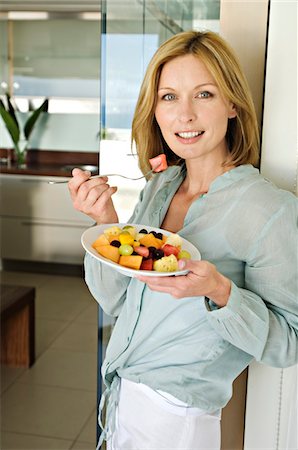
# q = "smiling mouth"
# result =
<box><xmin>176</xmin><ymin>131</ymin><xmax>204</xmax><ymax>138</ymax></box>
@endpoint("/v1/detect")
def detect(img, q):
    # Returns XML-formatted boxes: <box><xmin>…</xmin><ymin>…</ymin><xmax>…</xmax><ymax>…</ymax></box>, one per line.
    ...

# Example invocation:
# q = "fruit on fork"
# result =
<box><xmin>149</xmin><ymin>153</ymin><xmax>168</xmax><ymax>172</ymax></box>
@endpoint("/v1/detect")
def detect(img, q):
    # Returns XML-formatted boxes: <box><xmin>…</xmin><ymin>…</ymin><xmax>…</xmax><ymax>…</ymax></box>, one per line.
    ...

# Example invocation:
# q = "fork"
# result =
<box><xmin>48</xmin><ymin>166</ymin><xmax>159</xmax><ymax>184</ymax></box>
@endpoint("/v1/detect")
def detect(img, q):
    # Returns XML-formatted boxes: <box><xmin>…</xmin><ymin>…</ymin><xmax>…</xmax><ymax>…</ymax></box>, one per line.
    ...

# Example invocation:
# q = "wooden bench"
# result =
<box><xmin>1</xmin><ymin>284</ymin><xmax>35</xmax><ymax>367</ymax></box>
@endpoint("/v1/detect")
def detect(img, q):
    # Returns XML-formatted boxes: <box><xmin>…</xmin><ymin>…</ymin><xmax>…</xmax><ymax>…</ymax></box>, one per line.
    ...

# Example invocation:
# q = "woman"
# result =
<box><xmin>68</xmin><ymin>31</ymin><xmax>297</xmax><ymax>450</ymax></box>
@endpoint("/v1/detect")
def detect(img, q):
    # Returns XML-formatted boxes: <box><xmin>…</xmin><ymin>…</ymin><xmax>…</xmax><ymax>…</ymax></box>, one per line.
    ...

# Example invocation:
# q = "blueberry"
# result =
<box><xmin>110</xmin><ymin>240</ymin><xmax>121</xmax><ymax>247</ymax></box>
<box><xmin>148</xmin><ymin>246</ymin><xmax>156</xmax><ymax>258</ymax></box>
<box><xmin>139</xmin><ymin>229</ymin><xmax>148</xmax><ymax>234</ymax></box>
<box><xmin>156</xmin><ymin>232</ymin><xmax>163</xmax><ymax>240</ymax></box>
<box><xmin>152</xmin><ymin>249</ymin><xmax>164</xmax><ymax>260</ymax></box>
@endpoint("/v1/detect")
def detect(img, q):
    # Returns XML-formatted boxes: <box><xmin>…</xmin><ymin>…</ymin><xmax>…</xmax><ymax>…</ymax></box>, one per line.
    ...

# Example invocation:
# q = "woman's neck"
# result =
<box><xmin>182</xmin><ymin>160</ymin><xmax>234</xmax><ymax>197</ymax></box>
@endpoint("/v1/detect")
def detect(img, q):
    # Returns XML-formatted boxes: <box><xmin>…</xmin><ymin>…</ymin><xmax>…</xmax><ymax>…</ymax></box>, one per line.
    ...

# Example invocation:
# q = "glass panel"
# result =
<box><xmin>0</xmin><ymin>20</ymin><xmax>9</xmax><ymax>93</ymax></box>
<box><xmin>0</xmin><ymin>15</ymin><xmax>101</xmax><ymax>152</ymax></box>
<box><xmin>13</xmin><ymin>20</ymin><xmax>100</xmax><ymax>99</ymax></box>
<box><xmin>101</xmin><ymin>0</ymin><xmax>143</xmax><ymax>139</ymax></box>
<box><xmin>1</xmin><ymin>17</ymin><xmax>101</xmax><ymax>114</ymax></box>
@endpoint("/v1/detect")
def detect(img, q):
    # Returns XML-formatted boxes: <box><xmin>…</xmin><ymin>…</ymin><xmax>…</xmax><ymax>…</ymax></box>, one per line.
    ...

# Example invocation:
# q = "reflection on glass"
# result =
<box><xmin>105</xmin><ymin>34</ymin><xmax>158</xmax><ymax>130</ymax></box>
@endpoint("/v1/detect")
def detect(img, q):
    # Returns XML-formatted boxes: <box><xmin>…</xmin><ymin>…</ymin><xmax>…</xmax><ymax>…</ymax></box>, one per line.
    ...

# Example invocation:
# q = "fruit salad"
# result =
<box><xmin>91</xmin><ymin>225</ymin><xmax>191</xmax><ymax>272</ymax></box>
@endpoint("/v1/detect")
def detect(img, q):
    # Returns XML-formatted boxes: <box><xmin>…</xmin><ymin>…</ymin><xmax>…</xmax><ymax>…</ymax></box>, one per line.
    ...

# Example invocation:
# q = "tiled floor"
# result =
<box><xmin>1</xmin><ymin>269</ymin><xmax>99</xmax><ymax>450</ymax></box>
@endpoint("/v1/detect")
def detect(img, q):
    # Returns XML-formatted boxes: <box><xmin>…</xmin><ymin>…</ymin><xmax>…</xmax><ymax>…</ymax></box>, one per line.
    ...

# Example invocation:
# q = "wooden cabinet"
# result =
<box><xmin>0</xmin><ymin>174</ymin><xmax>93</xmax><ymax>264</ymax></box>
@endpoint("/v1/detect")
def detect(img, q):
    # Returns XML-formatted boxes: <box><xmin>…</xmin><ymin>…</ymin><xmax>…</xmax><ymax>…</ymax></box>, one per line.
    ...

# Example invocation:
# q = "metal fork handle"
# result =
<box><xmin>48</xmin><ymin>167</ymin><xmax>156</xmax><ymax>184</ymax></box>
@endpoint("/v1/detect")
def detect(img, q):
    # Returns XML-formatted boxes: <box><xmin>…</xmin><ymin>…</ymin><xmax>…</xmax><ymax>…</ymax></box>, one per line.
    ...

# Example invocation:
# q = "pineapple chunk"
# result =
<box><xmin>104</xmin><ymin>226</ymin><xmax>122</xmax><ymax>238</ymax></box>
<box><xmin>153</xmin><ymin>254</ymin><xmax>178</xmax><ymax>272</ymax></box>
<box><xmin>164</xmin><ymin>233</ymin><xmax>182</xmax><ymax>248</ymax></box>
<box><xmin>122</xmin><ymin>225</ymin><xmax>137</xmax><ymax>237</ymax></box>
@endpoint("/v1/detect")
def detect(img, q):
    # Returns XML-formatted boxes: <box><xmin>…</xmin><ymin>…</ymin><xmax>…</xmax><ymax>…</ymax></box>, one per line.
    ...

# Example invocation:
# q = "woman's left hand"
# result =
<box><xmin>137</xmin><ymin>259</ymin><xmax>231</xmax><ymax>307</ymax></box>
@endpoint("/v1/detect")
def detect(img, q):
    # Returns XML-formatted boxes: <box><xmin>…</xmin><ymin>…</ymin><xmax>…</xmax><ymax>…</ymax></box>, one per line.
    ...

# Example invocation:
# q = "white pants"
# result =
<box><xmin>107</xmin><ymin>378</ymin><xmax>221</xmax><ymax>450</ymax></box>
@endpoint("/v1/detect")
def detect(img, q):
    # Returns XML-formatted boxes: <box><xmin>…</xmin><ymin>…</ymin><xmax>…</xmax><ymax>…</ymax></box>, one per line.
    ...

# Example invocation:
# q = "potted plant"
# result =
<box><xmin>0</xmin><ymin>94</ymin><xmax>48</xmax><ymax>166</ymax></box>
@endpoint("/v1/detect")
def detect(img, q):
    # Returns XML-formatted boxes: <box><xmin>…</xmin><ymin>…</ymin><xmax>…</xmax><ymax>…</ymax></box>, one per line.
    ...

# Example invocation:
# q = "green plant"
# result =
<box><xmin>0</xmin><ymin>93</ymin><xmax>48</xmax><ymax>165</ymax></box>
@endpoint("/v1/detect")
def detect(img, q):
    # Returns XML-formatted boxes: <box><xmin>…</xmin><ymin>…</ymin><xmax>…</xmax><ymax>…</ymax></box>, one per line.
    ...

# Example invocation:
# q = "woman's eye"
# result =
<box><xmin>198</xmin><ymin>91</ymin><xmax>212</xmax><ymax>99</ymax></box>
<box><xmin>162</xmin><ymin>93</ymin><xmax>176</xmax><ymax>101</ymax></box>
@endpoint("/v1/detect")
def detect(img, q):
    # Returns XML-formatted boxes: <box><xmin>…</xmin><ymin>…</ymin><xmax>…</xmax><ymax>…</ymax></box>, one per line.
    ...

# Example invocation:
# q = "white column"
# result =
<box><xmin>245</xmin><ymin>1</ymin><xmax>298</xmax><ymax>449</ymax></box>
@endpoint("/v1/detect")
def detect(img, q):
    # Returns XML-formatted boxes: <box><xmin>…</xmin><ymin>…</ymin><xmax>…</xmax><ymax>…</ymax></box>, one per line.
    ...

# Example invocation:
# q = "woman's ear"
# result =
<box><xmin>228</xmin><ymin>103</ymin><xmax>237</xmax><ymax>119</ymax></box>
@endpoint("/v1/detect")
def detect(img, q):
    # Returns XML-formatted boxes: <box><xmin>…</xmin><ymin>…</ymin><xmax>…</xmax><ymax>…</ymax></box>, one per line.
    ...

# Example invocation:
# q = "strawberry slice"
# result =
<box><xmin>149</xmin><ymin>154</ymin><xmax>168</xmax><ymax>172</ymax></box>
<box><xmin>134</xmin><ymin>246</ymin><xmax>150</xmax><ymax>258</ymax></box>
<box><xmin>162</xmin><ymin>244</ymin><xmax>180</xmax><ymax>257</ymax></box>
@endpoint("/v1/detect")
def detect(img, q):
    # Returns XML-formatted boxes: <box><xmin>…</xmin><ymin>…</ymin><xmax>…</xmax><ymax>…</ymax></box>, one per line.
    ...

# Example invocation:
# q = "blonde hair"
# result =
<box><xmin>131</xmin><ymin>30</ymin><xmax>260</xmax><ymax>174</ymax></box>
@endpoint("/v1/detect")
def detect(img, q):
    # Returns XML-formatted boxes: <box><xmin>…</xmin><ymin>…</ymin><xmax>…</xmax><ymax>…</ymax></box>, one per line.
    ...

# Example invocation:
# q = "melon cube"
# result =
<box><xmin>119</xmin><ymin>255</ymin><xmax>143</xmax><ymax>270</ymax></box>
<box><xmin>139</xmin><ymin>233</ymin><xmax>163</xmax><ymax>249</ymax></box>
<box><xmin>94</xmin><ymin>245</ymin><xmax>120</xmax><ymax>263</ymax></box>
<box><xmin>149</xmin><ymin>154</ymin><xmax>168</xmax><ymax>172</ymax></box>
<box><xmin>92</xmin><ymin>233</ymin><xmax>110</xmax><ymax>248</ymax></box>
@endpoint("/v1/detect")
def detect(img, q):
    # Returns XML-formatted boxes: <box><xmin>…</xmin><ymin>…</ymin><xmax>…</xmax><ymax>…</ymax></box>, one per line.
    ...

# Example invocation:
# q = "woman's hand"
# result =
<box><xmin>68</xmin><ymin>168</ymin><xmax>119</xmax><ymax>224</ymax></box>
<box><xmin>137</xmin><ymin>259</ymin><xmax>231</xmax><ymax>307</ymax></box>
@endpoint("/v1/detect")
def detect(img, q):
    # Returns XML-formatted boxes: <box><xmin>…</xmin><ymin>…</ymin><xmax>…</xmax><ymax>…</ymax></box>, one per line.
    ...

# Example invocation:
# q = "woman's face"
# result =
<box><xmin>155</xmin><ymin>54</ymin><xmax>236</xmax><ymax>164</ymax></box>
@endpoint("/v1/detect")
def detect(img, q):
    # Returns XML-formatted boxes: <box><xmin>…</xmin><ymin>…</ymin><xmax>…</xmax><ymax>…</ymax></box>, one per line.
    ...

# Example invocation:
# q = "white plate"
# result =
<box><xmin>81</xmin><ymin>223</ymin><xmax>201</xmax><ymax>278</ymax></box>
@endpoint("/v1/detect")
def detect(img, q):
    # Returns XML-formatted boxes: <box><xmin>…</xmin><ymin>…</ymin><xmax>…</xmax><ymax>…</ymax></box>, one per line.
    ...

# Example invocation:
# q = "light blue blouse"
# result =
<box><xmin>85</xmin><ymin>164</ymin><xmax>298</xmax><ymax>413</ymax></box>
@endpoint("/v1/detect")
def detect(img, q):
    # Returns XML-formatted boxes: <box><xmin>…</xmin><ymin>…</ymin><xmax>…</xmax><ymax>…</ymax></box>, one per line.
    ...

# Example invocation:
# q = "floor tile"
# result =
<box><xmin>74</xmin><ymin>302</ymin><xmax>99</xmax><ymax>324</ymax></box>
<box><xmin>1</xmin><ymin>431</ymin><xmax>72</xmax><ymax>450</ymax></box>
<box><xmin>35</xmin><ymin>287</ymin><xmax>91</xmax><ymax>322</ymax></box>
<box><xmin>17</xmin><ymin>348</ymin><xmax>97</xmax><ymax>391</ymax></box>
<box><xmin>1</xmin><ymin>382</ymin><xmax>96</xmax><ymax>440</ymax></box>
<box><xmin>35</xmin><ymin>318</ymin><xmax>69</xmax><ymax>357</ymax></box>
<box><xmin>71</xmin><ymin>441</ymin><xmax>96</xmax><ymax>450</ymax></box>
<box><xmin>51</xmin><ymin>321</ymin><xmax>98</xmax><ymax>353</ymax></box>
<box><xmin>1</xmin><ymin>365</ymin><xmax>26</xmax><ymax>394</ymax></box>
<box><xmin>40</xmin><ymin>275</ymin><xmax>91</xmax><ymax>298</ymax></box>
<box><xmin>76</xmin><ymin>407</ymin><xmax>97</xmax><ymax>444</ymax></box>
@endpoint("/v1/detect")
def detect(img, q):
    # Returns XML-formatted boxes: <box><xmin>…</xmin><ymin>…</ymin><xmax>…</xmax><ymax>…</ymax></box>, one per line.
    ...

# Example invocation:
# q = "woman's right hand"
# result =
<box><xmin>68</xmin><ymin>168</ymin><xmax>119</xmax><ymax>224</ymax></box>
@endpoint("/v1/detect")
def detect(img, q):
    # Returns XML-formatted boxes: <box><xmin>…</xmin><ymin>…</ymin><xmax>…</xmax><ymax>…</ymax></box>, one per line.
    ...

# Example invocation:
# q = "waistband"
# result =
<box><xmin>122</xmin><ymin>378</ymin><xmax>221</xmax><ymax>418</ymax></box>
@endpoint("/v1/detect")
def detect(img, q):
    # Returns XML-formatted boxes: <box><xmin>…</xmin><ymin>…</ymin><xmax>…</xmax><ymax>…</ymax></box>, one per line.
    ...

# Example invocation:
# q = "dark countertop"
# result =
<box><xmin>0</xmin><ymin>149</ymin><xmax>99</xmax><ymax>177</ymax></box>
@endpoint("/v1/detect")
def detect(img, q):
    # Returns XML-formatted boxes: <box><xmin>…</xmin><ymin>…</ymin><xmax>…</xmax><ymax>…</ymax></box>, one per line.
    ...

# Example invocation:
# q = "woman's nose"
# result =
<box><xmin>178</xmin><ymin>99</ymin><xmax>197</xmax><ymax>123</ymax></box>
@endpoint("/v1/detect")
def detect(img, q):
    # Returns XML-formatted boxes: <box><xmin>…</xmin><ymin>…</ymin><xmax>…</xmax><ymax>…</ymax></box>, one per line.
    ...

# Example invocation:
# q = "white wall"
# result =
<box><xmin>245</xmin><ymin>1</ymin><xmax>298</xmax><ymax>449</ymax></box>
<box><xmin>260</xmin><ymin>0</ymin><xmax>298</xmax><ymax>194</ymax></box>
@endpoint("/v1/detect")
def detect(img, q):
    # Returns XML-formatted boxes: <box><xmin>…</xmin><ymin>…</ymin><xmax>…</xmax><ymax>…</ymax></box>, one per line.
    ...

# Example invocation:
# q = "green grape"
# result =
<box><xmin>119</xmin><ymin>244</ymin><xmax>134</xmax><ymax>256</ymax></box>
<box><xmin>177</xmin><ymin>250</ymin><xmax>191</xmax><ymax>260</ymax></box>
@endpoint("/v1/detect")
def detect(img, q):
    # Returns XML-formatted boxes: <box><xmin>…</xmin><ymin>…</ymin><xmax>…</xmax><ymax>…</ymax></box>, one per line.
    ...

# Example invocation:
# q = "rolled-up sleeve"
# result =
<box><xmin>206</xmin><ymin>199</ymin><xmax>298</xmax><ymax>368</ymax></box>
